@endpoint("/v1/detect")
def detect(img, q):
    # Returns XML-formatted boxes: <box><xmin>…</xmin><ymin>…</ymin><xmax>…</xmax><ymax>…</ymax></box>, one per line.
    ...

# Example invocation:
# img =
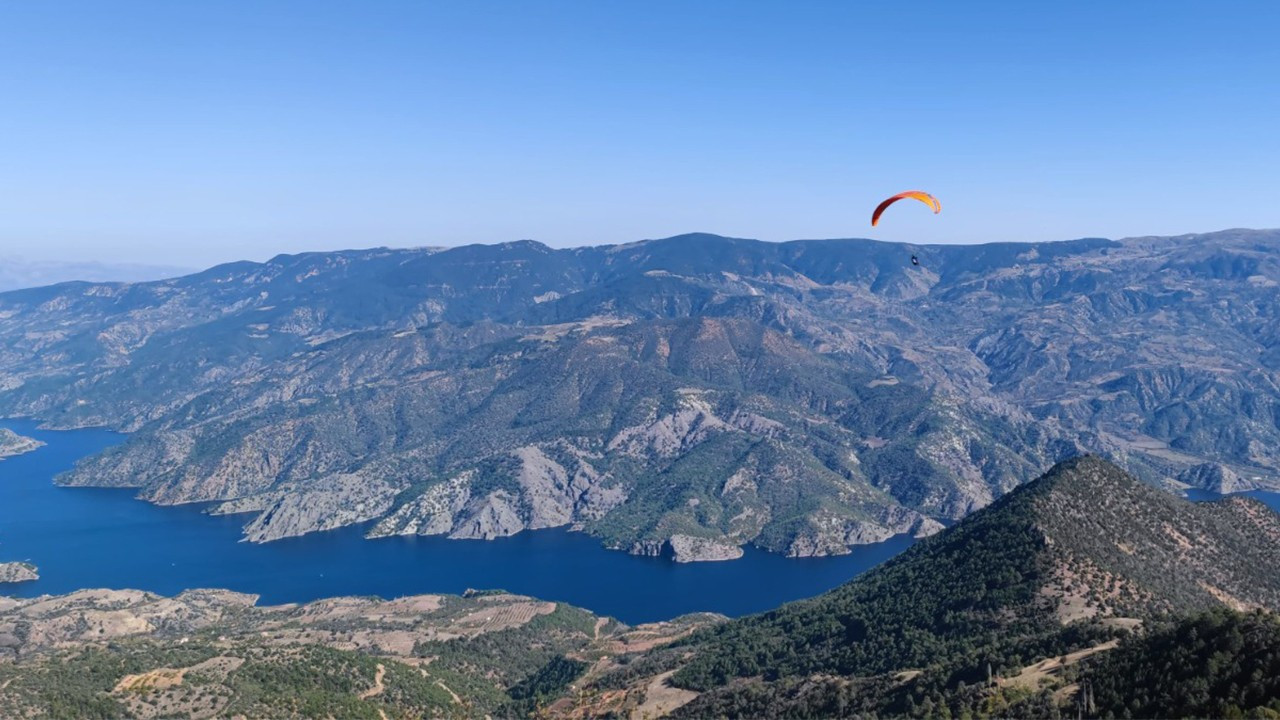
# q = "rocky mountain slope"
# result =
<box><xmin>587</xmin><ymin>456</ymin><xmax>1280</xmax><ymax>718</ymax></box>
<box><xmin>2</xmin><ymin>230</ymin><xmax>1279</xmax><ymax>558</ymax></box>
<box><xmin>0</xmin><ymin>429</ymin><xmax>41</xmax><ymax>460</ymax></box>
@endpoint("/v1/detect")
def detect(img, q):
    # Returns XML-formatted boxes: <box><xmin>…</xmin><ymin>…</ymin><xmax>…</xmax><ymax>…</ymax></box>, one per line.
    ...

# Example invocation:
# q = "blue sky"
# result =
<box><xmin>2</xmin><ymin>1</ymin><xmax>1278</xmax><ymax>266</ymax></box>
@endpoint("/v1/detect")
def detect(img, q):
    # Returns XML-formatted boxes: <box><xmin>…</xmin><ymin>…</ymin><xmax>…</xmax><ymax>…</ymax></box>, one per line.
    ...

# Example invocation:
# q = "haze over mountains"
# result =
<box><xmin>1</xmin><ymin>229</ymin><xmax>1279</xmax><ymax>561</ymax></box>
<box><xmin>0</xmin><ymin>257</ymin><xmax>193</xmax><ymax>293</ymax></box>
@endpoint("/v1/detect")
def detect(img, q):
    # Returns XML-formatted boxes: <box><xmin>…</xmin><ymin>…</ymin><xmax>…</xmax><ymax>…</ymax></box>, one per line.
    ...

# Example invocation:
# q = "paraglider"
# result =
<box><xmin>870</xmin><ymin>190</ymin><xmax>940</xmax><ymax>227</ymax></box>
<box><xmin>870</xmin><ymin>190</ymin><xmax>939</xmax><ymax>267</ymax></box>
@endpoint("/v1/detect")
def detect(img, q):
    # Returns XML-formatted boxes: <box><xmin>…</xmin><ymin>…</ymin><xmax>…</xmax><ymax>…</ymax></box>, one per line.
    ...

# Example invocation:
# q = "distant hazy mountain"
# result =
<box><xmin>0</xmin><ymin>257</ymin><xmax>193</xmax><ymax>292</ymax></box>
<box><xmin>1</xmin><ymin>230</ymin><xmax>1279</xmax><ymax>560</ymax></box>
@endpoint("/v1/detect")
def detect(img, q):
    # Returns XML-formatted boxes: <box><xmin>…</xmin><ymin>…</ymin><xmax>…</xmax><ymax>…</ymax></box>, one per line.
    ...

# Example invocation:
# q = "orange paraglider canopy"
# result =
<box><xmin>870</xmin><ymin>191</ymin><xmax>941</xmax><ymax>227</ymax></box>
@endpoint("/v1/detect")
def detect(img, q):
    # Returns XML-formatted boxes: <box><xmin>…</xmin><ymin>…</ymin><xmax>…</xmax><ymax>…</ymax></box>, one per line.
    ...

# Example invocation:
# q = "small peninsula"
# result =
<box><xmin>0</xmin><ymin>428</ymin><xmax>42</xmax><ymax>460</ymax></box>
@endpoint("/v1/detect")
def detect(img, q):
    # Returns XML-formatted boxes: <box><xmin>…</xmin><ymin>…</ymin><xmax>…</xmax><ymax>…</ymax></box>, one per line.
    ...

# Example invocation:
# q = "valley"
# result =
<box><xmin>6</xmin><ymin>2</ymin><xmax>1274</xmax><ymax>716</ymax></box>
<box><xmin>3</xmin><ymin>457</ymin><xmax>1280</xmax><ymax>718</ymax></box>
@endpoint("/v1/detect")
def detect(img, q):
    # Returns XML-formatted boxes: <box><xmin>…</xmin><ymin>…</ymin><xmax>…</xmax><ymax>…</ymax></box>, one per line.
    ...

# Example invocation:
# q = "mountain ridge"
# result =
<box><xmin>3</xmin><ymin>229</ymin><xmax>1280</xmax><ymax>560</ymax></box>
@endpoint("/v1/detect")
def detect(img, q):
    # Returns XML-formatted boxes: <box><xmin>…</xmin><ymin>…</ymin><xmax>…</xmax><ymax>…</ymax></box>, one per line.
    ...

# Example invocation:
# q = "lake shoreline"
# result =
<box><xmin>7</xmin><ymin>418</ymin><xmax>1276</xmax><ymax>624</ymax></box>
<box><xmin>0</xmin><ymin>419</ymin><xmax>916</xmax><ymax>624</ymax></box>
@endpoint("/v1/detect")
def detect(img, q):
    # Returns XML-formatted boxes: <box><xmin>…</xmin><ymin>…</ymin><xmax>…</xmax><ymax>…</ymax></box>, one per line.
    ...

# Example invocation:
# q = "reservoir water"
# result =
<box><xmin>1183</xmin><ymin>486</ymin><xmax>1280</xmax><ymax>512</ymax></box>
<box><xmin>8</xmin><ymin>420</ymin><xmax>1277</xmax><ymax>625</ymax></box>
<box><xmin>0</xmin><ymin>419</ymin><xmax>914</xmax><ymax>624</ymax></box>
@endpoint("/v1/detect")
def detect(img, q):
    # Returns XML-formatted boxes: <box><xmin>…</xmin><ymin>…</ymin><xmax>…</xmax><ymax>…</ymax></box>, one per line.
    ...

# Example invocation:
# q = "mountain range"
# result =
<box><xmin>3</xmin><ymin>457</ymin><xmax>1279</xmax><ymax>718</ymax></box>
<box><xmin>2</xmin><ymin>229</ymin><xmax>1279</xmax><ymax>560</ymax></box>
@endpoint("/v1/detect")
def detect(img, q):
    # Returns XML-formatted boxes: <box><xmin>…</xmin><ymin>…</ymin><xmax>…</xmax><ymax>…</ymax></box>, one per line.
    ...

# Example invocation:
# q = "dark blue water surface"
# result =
<box><xmin>0</xmin><ymin>419</ymin><xmax>915</xmax><ymax>624</ymax></box>
<box><xmin>1184</xmin><ymin>486</ymin><xmax>1280</xmax><ymax>512</ymax></box>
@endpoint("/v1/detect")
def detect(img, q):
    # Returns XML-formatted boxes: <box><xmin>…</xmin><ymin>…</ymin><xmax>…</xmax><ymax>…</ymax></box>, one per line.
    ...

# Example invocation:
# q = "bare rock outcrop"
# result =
<box><xmin>242</xmin><ymin>472</ymin><xmax>400</xmax><ymax>543</ymax></box>
<box><xmin>667</xmin><ymin>534</ymin><xmax>744</xmax><ymax>563</ymax></box>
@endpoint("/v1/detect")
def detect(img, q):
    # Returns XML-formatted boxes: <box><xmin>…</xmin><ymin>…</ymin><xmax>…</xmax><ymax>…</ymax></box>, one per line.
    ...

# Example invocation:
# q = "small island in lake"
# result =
<box><xmin>0</xmin><ymin>562</ymin><xmax>39</xmax><ymax>584</ymax></box>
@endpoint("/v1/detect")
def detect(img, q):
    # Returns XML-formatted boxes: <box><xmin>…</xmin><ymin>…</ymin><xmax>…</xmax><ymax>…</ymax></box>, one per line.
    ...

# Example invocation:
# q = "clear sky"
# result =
<box><xmin>2</xmin><ymin>1</ymin><xmax>1278</xmax><ymax>267</ymax></box>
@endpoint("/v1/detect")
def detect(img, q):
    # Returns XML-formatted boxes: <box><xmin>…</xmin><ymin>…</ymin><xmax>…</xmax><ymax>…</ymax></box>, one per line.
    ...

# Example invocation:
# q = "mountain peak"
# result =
<box><xmin>667</xmin><ymin>456</ymin><xmax>1280</xmax><ymax>699</ymax></box>
<box><xmin>1015</xmin><ymin>454</ymin><xmax>1153</xmax><ymax>502</ymax></box>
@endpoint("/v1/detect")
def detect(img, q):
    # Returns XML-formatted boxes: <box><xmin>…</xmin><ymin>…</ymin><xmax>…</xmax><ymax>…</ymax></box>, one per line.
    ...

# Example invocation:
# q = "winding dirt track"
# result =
<box><xmin>359</xmin><ymin>663</ymin><xmax>387</xmax><ymax>699</ymax></box>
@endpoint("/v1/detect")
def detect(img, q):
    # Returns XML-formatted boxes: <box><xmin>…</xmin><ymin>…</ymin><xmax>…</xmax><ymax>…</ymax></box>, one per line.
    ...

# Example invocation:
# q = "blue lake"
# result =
<box><xmin>0</xmin><ymin>419</ymin><xmax>914</xmax><ymax>624</ymax></box>
<box><xmin>1183</xmin><ymin>486</ymin><xmax>1280</xmax><ymax>512</ymax></box>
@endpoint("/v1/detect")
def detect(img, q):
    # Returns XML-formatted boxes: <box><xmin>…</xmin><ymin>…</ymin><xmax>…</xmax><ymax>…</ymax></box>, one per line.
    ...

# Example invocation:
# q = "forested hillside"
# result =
<box><xmin>574</xmin><ymin>457</ymin><xmax>1280</xmax><ymax>718</ymax></box>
